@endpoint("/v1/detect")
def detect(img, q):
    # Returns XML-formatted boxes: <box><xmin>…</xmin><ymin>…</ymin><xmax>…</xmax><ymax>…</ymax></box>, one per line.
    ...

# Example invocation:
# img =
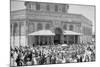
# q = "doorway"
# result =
<box><xmin>54</xmin><ymin>28</ymin><xmax>63</xmax><ymax>44</ymax></box>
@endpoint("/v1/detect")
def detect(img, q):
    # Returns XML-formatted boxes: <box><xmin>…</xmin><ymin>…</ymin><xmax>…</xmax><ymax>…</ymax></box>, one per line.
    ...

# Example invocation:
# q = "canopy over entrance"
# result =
<box><xmin>63</xmin><ymin>30</ymin><xmax>82</xmax><ymax>35</ymax></box>
<box><xmin>28</xmin><ymin>30</ymin><xmax>54</xmax><ymax>46</ymax></box>
<box><xmin>28</xmin><ymin>30</ymin><xmax>82</xmax><ymax>46</ymax></box>
<box><xmin>63</xmin><ymin>30</ymin><xmax>82</xmax><ymax>44</ymax></box>
<box><xmin>28</xmin><ymin>30</ymin><xmax>82</xmax><ymax>36</ymax></box>
<box><xmin>28</xmin><ymin>30</ymin><xmax>55</xmax><ymax>36</ymax></box>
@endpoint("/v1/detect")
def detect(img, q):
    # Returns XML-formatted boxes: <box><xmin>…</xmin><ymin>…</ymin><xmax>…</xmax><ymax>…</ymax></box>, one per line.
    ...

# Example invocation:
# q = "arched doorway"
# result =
<box><xmin>54</xmin><ymin>28</ymin><xmax>63</xmax><ymax>44</ymax></box>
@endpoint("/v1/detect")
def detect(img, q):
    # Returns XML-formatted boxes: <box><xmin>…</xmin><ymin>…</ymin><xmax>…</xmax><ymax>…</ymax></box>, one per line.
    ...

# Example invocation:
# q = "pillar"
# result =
<box><xmin>78</xmin><ymin>35</ymin><xmax>80</xmax><ymax>44</ymax></box>
<box><xmin>11</xmin><ymin>24</ymin><xmax>14</xmax><ymax>48</ymax></box>
<box><xmin>18</xmin><ymin>22</ymin><xmax>21</xmax><ymax>47</ymax></box>
<box><xmin>74</xmin><ymin>35</ymin><xmax>75</xmax><ymax>44</ymax></box>
<box><xmin>47</xmin><ymin>36</ymin><xmax>49</xmax><ymax>45</ymax></box>
<box><xmin>67</xmin><ymin>35</ymin><xmax>68</xmax><ymax>44</ymax></box>
<box><xmin>24</xmin><ymin>20</ymin><xmax>27</xmax><ymax>46</ymax></box>
<box><xmin>51</xmin><ymin>36</ymin><xmax>54</xmax><ymax>45</ymax></box>
<box><xmin>61</xmin><ymin>34</ymin><xmax>64</xmax><ymax>44</ymax></box>
<box><xmin>39</xmin><ymin>36</ymin><xmax>40</xmax><ymax>45</ymax></box>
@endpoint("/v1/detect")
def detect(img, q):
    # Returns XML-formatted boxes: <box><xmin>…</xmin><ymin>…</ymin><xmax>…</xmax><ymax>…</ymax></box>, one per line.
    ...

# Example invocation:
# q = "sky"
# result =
<box><xmin>11</xmin><ymin>0</ymin><xmax>95</xmax><ymax>33</ymax></box>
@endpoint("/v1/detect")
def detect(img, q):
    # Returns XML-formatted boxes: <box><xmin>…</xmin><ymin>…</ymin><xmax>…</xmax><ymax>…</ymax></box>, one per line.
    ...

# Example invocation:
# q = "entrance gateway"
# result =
<box><xmin>54</xmin><ymin>28</ymin><xmax>63</xmax><ymax>44</ymax></box>
<box><xmin>28</xmin><ymin>28</ymin><xmax>79</xmax><ymax>46</ymax></box>
<box><xmin>54</xmin><ymin>27</ymin><xmax>79</xmax><ymax>44</ymax></box>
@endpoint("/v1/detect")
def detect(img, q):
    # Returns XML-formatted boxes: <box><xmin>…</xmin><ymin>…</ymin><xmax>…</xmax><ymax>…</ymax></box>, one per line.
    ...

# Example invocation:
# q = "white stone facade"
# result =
<box><xmin>10</xmin><ymin>1</ymin><xmax>92</xmax><ymax>47</ymax></box>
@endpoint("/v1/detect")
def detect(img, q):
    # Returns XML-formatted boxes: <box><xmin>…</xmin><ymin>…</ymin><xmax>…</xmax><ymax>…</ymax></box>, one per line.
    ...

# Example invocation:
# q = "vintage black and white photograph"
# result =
<box><xmin>10</xmin><ymin>0</ymin><xmax>96</xmax><ymax>66</ymax></box>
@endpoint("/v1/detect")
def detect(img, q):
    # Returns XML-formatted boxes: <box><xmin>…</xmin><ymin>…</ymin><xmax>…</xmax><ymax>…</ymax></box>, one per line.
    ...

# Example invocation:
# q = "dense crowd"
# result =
<box><xmin>10</xmin><ymin>43</ymin><xmax>95</xmax><ymax>66</ymax></box>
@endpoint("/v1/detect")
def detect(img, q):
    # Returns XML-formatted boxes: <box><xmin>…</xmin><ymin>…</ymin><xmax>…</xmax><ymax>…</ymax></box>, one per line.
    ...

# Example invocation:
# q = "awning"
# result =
<box><xmin>28</xmin><ymin>30</ymin><xmax>55</xmax><ymax>36</ymax></box>
<box><xmin>61</xmin><ymin>44</ymin><xmax>68</xmax><ymax>46</ymax></box>
<box><xmin>63</xmin><ymin>30</ymin><xmax>82</xmax><ymax>35</ymax></box>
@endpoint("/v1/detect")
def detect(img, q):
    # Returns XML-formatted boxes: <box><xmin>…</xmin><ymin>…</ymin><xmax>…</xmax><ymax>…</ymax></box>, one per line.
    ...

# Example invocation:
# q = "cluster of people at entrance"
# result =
<box><xmin>10</xmin><ymin>42</ymin><xmax>95</xmax><ymax>66</ymax></box>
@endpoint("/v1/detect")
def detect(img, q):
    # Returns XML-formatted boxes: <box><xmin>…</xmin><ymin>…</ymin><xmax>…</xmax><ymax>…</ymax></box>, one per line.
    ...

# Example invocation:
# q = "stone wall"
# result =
<box><xmin>10</xmin><ymin>36</ymin><xmax>27</xmax><ymax>48</ymax></box>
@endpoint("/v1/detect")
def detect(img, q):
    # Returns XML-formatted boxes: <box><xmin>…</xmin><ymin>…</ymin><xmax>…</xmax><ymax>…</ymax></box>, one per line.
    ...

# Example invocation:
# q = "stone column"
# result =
<box><xmin>11</xmin><ymin>24</ymin><xmax>14</xmax><ymax>48</ymax></box>
<box><xmin>51</xmin><ymin>36</ymin><xmax>54</xmax><ymax>45</ymax></box>
<box><xmin>14</xmin><ymin>22</ymin><xmax>19</xmax><ymax>47</ymax></box>
<box><xmin>39</xmin><ymin>36</ymin><xmax>40</xmax><ymax>45</ymax></box>
<box><xmin>61</xmin><ymin>34</ymin><xmax>64</xmax><ymax>44</ymax></box>
<box><xmin>77</xmin><ymin>35</ymin><xmax>80</xmax><ymax>44</ymax></box>
<box><xmin>67</xmin><ymin>35</ymin><xmax>69</xmax><ymax>44</ymax></box>
<box><xmin>18</xmin><ymin>22</ymin><xmax>21</xmax><ymax>47</ymax></box>
<box><xmin>24</xmin><ymin>20</ymin><xmax>27</xmax><ymax>46</ymax></box>
<box><xmin>74</xmin><ymin>35</ymin><xmax>75</xmax><ymax>44</ymax></box>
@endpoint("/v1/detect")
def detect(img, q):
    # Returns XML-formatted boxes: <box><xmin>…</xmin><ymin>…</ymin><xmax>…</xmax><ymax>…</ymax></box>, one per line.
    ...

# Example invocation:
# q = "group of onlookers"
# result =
<box><xmin>10</xmin><ymin>43</ymin><xmax>95</xmax><ymax>66</ymax></box>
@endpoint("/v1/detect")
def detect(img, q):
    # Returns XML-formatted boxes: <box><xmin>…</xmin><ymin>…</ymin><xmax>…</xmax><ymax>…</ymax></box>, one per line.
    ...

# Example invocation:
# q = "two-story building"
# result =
<box><xmin>10</xmin><ymin>1</ymin><xmax>92</xmax><ymax>47</ymax></box>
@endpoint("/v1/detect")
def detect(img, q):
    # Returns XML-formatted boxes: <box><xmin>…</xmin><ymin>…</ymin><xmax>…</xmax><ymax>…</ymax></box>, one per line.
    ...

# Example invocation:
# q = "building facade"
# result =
<box><xmin>10</xmin><ymin>1</ymin><xmax>92</xmax><ymax>47</ymax></box>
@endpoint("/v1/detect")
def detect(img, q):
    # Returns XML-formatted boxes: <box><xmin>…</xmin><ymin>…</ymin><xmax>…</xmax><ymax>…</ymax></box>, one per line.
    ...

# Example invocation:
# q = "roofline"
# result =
<box><xmin>10</xmin><ymin>9</ymin><xmax>93</xmax><ymax>26</ymax></box>
<box><xmin>10</xmin><ymin>9</ymin><xmax>26</xmax><ymax>12</ymax></box>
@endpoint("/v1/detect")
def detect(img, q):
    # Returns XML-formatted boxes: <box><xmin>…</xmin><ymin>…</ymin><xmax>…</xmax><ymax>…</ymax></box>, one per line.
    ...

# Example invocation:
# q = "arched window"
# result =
<box><xmin>55</xmin><ymin>28</ymin><xmax>63</xmax><ymax>34</ymax></box>
<box><xmin>28</xmin><ymin>23</ymin><xmax>34</xmax><ymax>33</ymax></box>
<box><xmin>45</xmin><ymin>23</ymin><xmax>50</xmax><ymax>30</ymax></box>
<box><xmin>37</xmin><ymin>23</ymin><xmax>42</xmax><ymax>31</ymax></box>
<box><xmin>63</xmin><ymin>24</ymin><xmax>67</xmax><ymax>30</ymax></box>
<box><xmin>69</xmin><ymin>25</ymin><xmax>73</xmax><ymax>31</ymax></box>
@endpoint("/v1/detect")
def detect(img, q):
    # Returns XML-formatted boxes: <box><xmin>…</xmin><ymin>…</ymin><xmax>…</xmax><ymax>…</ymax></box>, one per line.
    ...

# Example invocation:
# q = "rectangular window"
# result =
<box><xmin>46</xmin><ymin>5</ymin><xmax>50</xmax><ymax>11</ymax></box>
<box><xmin>62</xmin><ymin>5</ymin><xmax>66</xmax><ymax>12</ymax></box>
<box><xmin>55</xmin><ymin>5</ymin><xmax>58</xmax><ymax>12</ymax></box>
<box><xmin>36</xmin><ymin>3</ymin><xmax>40</xmax><ymax>10</ymax></box>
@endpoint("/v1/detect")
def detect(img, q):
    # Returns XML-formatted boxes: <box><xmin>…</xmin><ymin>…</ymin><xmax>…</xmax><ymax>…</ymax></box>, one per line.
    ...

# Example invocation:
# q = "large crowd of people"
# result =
<box><xmin>10</xmin><ymin>42</ymin><xmax>95</xmax><ymax>66</ymax></box>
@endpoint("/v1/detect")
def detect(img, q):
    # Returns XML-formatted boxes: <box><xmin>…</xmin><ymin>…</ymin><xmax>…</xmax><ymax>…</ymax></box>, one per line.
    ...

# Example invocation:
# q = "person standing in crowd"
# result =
<box><xmin>24</xmin><ymin>51</ymin><xmax>32</xmax><ymax>65</ymax></box>
<box><xmin>39</xmin><ymin>54</ymin><xmax>46</xmax><ymax>65</ymax></box>
<box><xmin>50</xmin><ymin>55</ymin><xmax>56</xmax><ymax>64</ymax></box>
<box><xmin>16</xmin><ymin>54</ymin><xmax>23</xmax><ymax>66</ymax></box>
<box><xmin>11</xmin><ymin>51</ymin><xmax>17</xmax><ymax>66</ymax></box>
<box><xmin>32</xmin><ymin>53</ymin><xmax>37</xmax><ymax>65</ymax></box>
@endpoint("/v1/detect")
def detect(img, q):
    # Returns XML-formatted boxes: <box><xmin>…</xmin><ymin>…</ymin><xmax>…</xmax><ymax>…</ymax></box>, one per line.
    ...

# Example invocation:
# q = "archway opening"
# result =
<box><xmin>54</xmin><ymin>28</ymin><xmax>63</xmax><ymax>45</ymax></box>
